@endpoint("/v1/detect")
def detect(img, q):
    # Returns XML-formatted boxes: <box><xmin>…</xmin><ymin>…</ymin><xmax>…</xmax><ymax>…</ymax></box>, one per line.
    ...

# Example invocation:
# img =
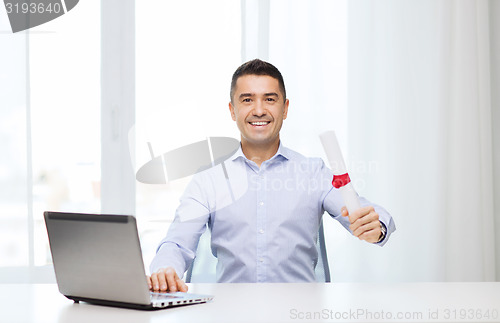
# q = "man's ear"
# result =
<box><xmin>229</xmin><ymin>101</ymin><xmax>236</xmax><ymax>121</ymax></box>
<box><xmin>283</xmin><ymin>99</ymin><xmax>289</xmax><ymax>120</ymax></box>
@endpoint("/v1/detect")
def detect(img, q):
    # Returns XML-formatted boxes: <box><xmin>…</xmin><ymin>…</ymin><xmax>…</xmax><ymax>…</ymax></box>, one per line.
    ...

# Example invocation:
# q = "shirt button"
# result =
<box><xmin>259</xmin><ymin>258</ymin><xmax>264</xmax><ymax>263</ymax></box>
<box><xmin>259</xmin><ymin>201</ymin><xmax>264</xmax><ymax>206</ymax></box>
<box><xmin>259</xmin><ymin>229</ymin><xmax>264</xmax><ymax>234</ymax></box>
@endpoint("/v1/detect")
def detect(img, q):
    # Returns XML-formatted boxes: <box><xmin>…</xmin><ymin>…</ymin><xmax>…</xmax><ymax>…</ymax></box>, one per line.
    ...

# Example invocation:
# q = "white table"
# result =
<box><xmin>1</xmin><ymin>283</ymin><xmax>499</xmax><ymax>323</ymax></box>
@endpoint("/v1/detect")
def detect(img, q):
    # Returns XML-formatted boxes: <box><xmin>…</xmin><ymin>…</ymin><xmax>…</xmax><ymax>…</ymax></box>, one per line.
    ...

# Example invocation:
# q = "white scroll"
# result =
<box><xmin>319</xmin><ymin>130</ymin><xmax>361</xmax><ymax>213</ymax></box>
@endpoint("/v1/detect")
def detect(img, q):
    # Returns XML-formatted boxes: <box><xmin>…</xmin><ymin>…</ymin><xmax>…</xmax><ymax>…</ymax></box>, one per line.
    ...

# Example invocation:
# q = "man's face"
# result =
<box><xmin>229</xmin><ymin>74</ymin><xmax>289</xmax><ymax>148</ymax></box>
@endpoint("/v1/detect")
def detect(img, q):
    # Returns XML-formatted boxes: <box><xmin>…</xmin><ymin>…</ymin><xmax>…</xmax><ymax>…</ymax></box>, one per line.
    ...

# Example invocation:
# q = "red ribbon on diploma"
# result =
<box><xmin>332</xmin><ymin>173</ymin><xmax>351</xmax><ymax>189</ymax></box>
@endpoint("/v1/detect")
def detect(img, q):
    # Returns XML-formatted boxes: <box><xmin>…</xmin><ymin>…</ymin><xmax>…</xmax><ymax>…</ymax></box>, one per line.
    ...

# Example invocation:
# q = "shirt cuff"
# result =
<box><xmin>149</xmin><ymin>242</ymin><xmax>186</xmax><ymax>278</ymax></box>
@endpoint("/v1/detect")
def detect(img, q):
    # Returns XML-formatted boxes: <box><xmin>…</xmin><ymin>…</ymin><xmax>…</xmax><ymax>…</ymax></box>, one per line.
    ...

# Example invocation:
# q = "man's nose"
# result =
<box><xmin>253</xmin><ymin>100</ymin><xmax>266</xmax><ymax>116</ymax></box>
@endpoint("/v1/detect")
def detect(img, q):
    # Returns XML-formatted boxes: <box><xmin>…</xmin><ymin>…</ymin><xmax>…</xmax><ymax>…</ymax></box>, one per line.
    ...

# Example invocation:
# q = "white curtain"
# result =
<box><xmin>348</xmin><ymin>0</ymin><xmax>498</xmax><ymax>281</ymax></box>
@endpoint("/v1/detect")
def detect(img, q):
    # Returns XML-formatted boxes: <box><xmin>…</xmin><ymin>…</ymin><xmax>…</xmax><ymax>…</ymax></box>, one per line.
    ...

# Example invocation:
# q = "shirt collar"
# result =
<box><xmin>230</xmin><ymin>141</ymin><xmax>290</xmax><ymax>163</ymax></box>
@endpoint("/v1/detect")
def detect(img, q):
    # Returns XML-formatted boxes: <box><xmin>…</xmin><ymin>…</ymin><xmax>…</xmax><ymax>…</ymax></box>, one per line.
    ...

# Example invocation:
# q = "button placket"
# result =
<box><xmin>255</xmin><ymin>170</ymin><xmax>267</xmax><ymax>282</ymax></box>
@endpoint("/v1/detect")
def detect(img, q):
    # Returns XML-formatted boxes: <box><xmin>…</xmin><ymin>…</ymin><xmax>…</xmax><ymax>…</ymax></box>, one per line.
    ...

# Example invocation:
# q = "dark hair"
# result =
<box><xmin>230</xmin><ymin>59</ymin><xmax>286</xmax><ymax>103</ymax></box>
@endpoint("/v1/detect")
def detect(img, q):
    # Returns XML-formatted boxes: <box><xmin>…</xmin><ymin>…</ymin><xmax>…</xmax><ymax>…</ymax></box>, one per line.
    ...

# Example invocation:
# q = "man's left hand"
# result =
<box><xmin>341</xmin><ymin>206</ymin><xmax>382</xmax><ymax>243</ymax></box>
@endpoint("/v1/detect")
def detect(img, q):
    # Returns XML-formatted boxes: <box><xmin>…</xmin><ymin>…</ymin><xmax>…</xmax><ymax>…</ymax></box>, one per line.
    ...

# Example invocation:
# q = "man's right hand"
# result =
<box><xmin>148</xmin><ymin>267</ymin><xmax>188</xmax><ymax>293</ymax></box>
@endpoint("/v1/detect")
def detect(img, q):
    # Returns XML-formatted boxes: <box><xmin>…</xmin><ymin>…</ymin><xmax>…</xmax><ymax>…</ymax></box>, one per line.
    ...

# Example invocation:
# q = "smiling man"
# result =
<box><xmin>148</xmin><ymin>59</ymin><xmax>396</xmax><ymax>292</ymax></box>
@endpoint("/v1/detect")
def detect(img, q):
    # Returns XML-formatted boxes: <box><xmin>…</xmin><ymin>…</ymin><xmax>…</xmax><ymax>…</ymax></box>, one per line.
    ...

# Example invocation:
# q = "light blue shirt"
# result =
<box><xmin>150</xmin><ymin>143</ymin><xmax>396</xmax><ymax>283</ymax></box>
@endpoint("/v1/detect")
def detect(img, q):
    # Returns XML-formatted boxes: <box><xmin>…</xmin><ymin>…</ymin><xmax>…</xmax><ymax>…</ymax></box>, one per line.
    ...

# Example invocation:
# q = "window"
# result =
<box><xmin>0</xmin><ymin>0</ymin><xmax>100</xmax><ymax>281</ymax></box>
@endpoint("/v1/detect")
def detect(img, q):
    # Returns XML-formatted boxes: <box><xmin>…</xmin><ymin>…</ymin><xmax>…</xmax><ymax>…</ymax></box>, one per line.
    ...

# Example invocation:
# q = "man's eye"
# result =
<box><xmin>266</xmin><ymin>98</ymin><xmax>276</xmax><ymax>102</ymax></box>
<box><xmin>242</xmin><ymin>98</ymin><xmax>252</xmax><ymax>103</ymax></box>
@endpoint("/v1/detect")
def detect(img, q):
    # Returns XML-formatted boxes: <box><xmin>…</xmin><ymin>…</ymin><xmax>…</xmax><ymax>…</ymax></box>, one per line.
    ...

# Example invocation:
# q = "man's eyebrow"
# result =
<box><xmin>238</xmin><ymin>92</ymin><xmax>280</xmax><ymax>100</ymax></box>
<box><xmin>239</xmin><ymin>93</ymin><xmax>254</xmax><ymax>99</ymax></box>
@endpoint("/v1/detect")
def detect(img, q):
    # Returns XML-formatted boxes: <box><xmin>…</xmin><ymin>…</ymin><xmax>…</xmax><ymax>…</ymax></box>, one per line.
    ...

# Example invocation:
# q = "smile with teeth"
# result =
<box><xmin>249</xmin><ymin>121</ymin><xmax>270</xmax><ymax>126</ymax></box>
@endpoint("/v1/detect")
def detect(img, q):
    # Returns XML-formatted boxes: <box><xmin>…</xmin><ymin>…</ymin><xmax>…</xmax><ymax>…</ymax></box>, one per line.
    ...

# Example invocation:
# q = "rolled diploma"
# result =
<box><xmin>319</xmin><ymin>131</ymin><xmax>361</xmax><ymax>214</ymax></box>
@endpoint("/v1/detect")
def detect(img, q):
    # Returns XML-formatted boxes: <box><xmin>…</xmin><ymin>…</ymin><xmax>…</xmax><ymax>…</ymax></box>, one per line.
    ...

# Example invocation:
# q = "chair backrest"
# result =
<box><xmin>185</xmin><ymin>217</ymin><xmax>331</xmax><ymax>283</ymax></box>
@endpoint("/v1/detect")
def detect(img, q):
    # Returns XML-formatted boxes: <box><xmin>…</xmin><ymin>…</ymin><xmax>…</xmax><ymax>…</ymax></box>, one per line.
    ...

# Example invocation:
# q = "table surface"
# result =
<box><xmin>1</xmin><ymin>282</ymin><xmax>500</xmax><ymax>323</ymax></box>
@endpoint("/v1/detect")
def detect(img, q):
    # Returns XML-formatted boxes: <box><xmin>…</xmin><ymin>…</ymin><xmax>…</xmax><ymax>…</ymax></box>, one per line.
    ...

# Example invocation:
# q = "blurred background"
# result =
<box><xmin>0</xmin><ymin>0</ymin><xmax>499</xmax><ymax>283</ymax></box>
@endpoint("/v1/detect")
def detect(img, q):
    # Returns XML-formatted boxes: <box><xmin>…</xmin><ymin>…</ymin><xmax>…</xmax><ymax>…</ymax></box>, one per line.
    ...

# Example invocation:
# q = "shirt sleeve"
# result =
<box><xmin>318</xmin><ymin>159</ymin><xmax>396</xmax><ymax>246</ymax></box>
<box><xmin>149</xmin><ymin>174</ymin><xmax>211</xmax><ymax>277</ymax></box>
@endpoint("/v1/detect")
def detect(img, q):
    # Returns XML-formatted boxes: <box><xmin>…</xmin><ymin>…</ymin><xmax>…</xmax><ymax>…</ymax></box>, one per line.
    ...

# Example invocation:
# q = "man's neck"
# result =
<box><xmin>241</xmin><ymin>138</ymin><xmax>280</xmax><ymax>167</ymax></box>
